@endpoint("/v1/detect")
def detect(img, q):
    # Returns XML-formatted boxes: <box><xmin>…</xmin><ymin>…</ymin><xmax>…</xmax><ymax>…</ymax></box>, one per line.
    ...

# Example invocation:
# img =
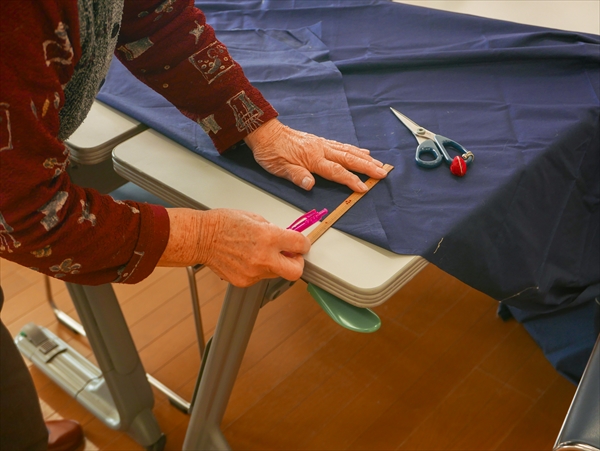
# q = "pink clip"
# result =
<box><xmin>287</xmin><ymin>208</ymin><xmax>328</xmax><ymax>232</ymax></box>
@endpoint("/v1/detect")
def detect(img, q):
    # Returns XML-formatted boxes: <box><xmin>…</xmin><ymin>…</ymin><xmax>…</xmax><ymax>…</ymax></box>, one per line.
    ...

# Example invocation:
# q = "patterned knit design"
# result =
<box><xmin>58</xmin><ymin>0</ymin><xmax>124</xmax><ymax>141</ymax></box>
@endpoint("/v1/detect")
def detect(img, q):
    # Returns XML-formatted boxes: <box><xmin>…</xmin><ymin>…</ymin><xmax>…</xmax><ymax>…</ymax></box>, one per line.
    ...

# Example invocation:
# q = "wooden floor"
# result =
<box><xmin>1</xmin><ymin>258</ymin><xmax>576</xmax><ymax>450</ymax></box>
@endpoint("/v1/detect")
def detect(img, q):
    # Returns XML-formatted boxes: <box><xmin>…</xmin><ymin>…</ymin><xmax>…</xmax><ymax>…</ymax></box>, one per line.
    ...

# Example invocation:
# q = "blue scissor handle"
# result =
<box><xmin>415</xmin><ymin>135</ymin><xmax>472</xmax><ymax>168</ymax></box>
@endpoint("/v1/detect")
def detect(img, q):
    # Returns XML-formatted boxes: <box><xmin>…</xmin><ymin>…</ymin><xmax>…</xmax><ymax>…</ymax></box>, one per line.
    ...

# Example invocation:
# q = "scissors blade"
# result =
<box><xmin>390</xmin><ymin>107</ymin><xmax>434</xmax><ymax>144</ymax></box>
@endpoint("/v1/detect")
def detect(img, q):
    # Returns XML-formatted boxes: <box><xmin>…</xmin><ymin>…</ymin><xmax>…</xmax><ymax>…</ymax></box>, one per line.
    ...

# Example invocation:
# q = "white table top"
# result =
<box><xmin>66</xmin><ymin>101</ymin><xmax>146</xmax><ymax>165</ymax></box>
<box><xmin>63</xmin><ymin>77</ymin><xmax>425</xmax><ymax>309</ymax></box>
<box><xmin>112</xmin><ymin>130</ymin><xmax>427</xmax><ymax>308</ymax></box>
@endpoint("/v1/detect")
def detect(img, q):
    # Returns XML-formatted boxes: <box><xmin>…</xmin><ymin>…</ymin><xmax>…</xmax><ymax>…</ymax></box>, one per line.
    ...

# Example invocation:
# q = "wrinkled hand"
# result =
<box><xmin>185</xmin><ymin>208</ymin><xmax>310</xmax><ymax>287</ymax></box>
<box><xmin>244</xmin><ymin>119</ymin><xmax>389</xmax><ymax>192</ymax></box>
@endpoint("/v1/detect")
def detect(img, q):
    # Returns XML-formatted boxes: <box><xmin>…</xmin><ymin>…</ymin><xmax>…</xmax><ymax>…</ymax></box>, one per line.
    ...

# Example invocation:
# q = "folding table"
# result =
<box><xmin>45</xmin><ymin>96</ymin><xmax>426</xmax><ymax>450</ymax></box>
<box><xmin>112</xmin><ymin>126</ymin><xmax>427</xmax><ymax>451</ymax></box>
<box><xmin>107</xmin><ymin>2</ymin><xmax>598</xmax><ymax>448</ymax></box>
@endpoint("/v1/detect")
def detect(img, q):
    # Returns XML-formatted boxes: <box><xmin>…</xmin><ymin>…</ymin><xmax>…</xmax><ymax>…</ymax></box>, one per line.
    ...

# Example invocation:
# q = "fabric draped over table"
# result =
<box><xmin>98</xmin><ymin>0</ymin><xmax>600</xmax><ymax>383</ymax></box>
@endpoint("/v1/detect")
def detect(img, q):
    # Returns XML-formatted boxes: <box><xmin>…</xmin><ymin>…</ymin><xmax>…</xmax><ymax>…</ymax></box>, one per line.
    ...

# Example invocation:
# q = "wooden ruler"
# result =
<box><xmin>307</xmin><ymin>163</ymin><xmax>394</xmax><ymax>244</ymax></box>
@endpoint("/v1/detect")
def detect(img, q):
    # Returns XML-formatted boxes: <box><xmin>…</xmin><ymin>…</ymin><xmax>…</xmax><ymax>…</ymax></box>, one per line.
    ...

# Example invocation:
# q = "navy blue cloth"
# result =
<box><xmin>99</xmin><ymin>23</ymin><xmax>365</xmax><ymax>225</ymax></box>
<box><xmin>98</xmin><ymin>0</ymin><xmax>600</xmax><ymax>381</ymax></box>
<box><xmin>506</xmin><ymin>299</ymin><xmax>599</xmax><ymax>385</ymax></box>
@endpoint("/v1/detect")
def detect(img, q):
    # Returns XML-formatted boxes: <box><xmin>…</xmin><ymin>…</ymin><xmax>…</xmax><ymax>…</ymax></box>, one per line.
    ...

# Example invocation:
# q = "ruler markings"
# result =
<box><xmin>307</xmin><ymin>163</ymin><xmax>394</xmax><ymax>244</ymax></box>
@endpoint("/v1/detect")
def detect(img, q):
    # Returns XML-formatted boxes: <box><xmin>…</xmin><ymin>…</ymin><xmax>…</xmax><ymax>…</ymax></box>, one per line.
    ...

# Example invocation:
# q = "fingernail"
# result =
<box><xmin>358</xmin><ymin>181</ymin><xmax>368</xmax><ymax>192</ymax></box>
<box><xmin>301</xmin><ymin>177</ymin><xmax>312</xmax><ymax>190</ymax></box>
<box><xmin>376</xmin><ymin>167</ymin><xmax>388</xmax><ymax>177</ymax></box>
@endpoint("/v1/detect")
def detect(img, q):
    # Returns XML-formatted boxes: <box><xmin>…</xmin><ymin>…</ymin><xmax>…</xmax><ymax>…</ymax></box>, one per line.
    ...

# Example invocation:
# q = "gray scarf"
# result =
<box><xmin>58</xmin><ymin>0</ymin><xmax>124</xmax><ymax>141</ymax></box>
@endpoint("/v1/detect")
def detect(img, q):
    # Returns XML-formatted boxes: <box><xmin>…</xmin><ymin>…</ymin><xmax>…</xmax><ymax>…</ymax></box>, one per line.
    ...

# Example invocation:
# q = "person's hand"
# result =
<box><xmin>244</xmin><ymin>119</ymin><xmax>389</xmax><ymax>192</ymax></box>
<box><xmin>159</xmin><ymin>208</ymin><xmax>310</xmax><ymax>287</ymax></box>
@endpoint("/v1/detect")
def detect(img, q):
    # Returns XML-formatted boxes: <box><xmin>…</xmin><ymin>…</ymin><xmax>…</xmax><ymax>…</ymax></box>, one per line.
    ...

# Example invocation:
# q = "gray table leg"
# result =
<box><xmin>67</xmin><ymin>283</ymin><xmax>165</xmax><ymax>449</ymax></box>
<box><xmin>183</xmin><ymin>279</ymin><xmax>270</xmax><ymax>451</ymax></box>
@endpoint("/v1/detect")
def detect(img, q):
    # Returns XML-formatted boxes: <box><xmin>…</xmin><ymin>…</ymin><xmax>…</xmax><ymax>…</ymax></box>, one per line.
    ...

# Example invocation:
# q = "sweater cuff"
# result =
<box><xmin>116</xmin><ymin>204</ymin><xmax>170</xmax><ymax>284</ymax></box>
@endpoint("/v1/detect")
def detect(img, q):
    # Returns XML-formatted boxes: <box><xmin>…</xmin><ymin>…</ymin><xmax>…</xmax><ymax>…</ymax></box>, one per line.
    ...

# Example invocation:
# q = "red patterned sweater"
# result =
<box><xmin>0</xmin><ymin>0</ymin><xmax>278</xmax><ymax>285</ymax></box>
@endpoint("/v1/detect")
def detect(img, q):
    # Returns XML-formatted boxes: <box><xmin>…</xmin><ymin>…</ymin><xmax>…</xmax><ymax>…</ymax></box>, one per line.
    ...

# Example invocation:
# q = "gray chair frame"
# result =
<box><xmin>554</xmin><ymin>329</ymin><xmax>600</xmax><ymax>451</ymax></box>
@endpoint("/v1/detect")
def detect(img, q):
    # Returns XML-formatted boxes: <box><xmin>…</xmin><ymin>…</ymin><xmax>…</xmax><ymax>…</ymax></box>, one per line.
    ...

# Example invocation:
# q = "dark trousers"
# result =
<box><xmin>0</xmin><ymin>285</ymin><xmax>48</xmax><ymax>450</ymax></box>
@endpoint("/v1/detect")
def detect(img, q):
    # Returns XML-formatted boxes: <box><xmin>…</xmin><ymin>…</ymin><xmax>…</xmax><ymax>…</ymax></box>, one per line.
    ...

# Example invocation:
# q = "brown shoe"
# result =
<box><xmin>46</xmin><ymin>419</ymin><xmax>84</xmax><ymax>451</ymax></box>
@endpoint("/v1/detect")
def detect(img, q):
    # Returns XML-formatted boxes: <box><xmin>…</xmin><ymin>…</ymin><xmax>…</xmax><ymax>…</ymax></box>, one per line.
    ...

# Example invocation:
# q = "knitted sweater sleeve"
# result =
<box><xmin>0</xmin><ymin>1</ymin><xmax>170</xmax><ymax>285</ymax></box>
<box><xmin>116</xmin><ymin>0</ymin><xmax>279</xmax><ymax>152</ymax></box>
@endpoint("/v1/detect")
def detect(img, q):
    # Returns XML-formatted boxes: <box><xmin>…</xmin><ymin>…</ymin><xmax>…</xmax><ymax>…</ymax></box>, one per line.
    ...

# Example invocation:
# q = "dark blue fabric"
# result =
<box><xmin>193</xmin><ymin>0</ymin><xmax>600</xmax><ymax>311</ymax></box>
<box><xmin>98</xmin><ymin>0</ymin><xmax>600</xmax><ymax>381</ymax></box>
<box><xmin>506</xmin><ymin>300</ymin><xmax>599</xmax><ymax>385</ymax></box>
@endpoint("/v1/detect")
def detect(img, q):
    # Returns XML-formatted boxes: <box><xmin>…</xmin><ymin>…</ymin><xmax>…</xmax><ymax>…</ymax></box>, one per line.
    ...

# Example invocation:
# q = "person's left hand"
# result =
<box><xmin>244</xmin><ymin>119</ymin><xmax>389</xmax><ymax>193</ymax></box>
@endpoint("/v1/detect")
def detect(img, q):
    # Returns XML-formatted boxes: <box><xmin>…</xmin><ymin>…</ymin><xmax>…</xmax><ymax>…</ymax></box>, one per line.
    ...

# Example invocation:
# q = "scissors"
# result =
<box><xmin>390</xmin><ymin>107</ymin><xmax>474</xmax><ymax>175</ymax></box>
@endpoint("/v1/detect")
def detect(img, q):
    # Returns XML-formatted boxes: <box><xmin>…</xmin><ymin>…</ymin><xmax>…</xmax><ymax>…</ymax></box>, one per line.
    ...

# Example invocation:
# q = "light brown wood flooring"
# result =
<box><xmin>1</xmin><ymin>258</ymin><xmax>576</xmax><ymax>450</ymax></box>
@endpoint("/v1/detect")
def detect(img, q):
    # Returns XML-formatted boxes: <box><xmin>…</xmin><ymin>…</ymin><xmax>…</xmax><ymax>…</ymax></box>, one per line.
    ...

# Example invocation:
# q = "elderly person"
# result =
<box><xmin>0</xmin><ymin>1</ymin><xmax>387</xmax><ymax>449</ymax></box>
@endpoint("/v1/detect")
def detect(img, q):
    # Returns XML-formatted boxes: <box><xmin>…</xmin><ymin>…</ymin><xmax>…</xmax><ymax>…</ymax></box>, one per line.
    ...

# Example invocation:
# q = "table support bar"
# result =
<box><xmin>66</xmin><ymin>283</ymin><xmax>163</xmax><ymax>448</ymax></box>
<box><xmin>183</xmin><ymin>280</ymin><xmax>270</xmax><ymax>451</ymax></box>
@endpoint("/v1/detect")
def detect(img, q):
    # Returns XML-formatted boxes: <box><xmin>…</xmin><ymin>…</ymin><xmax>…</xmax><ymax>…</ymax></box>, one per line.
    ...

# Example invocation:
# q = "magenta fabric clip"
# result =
<box><xmin>287</xmin><ymin>208</ymin><xmax>328</xmax><ymax>232</ymax></box>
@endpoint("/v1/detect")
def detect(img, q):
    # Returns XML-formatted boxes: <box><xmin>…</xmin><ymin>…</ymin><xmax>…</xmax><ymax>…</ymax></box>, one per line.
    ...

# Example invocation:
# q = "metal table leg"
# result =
<box><xmin>46</xmin><ymin>267</ymin><xmax>205</xmax><ymax>413</ymax></box>
<box><xmin>67</xmin><ymin>283</ymin><xmax>165</xmax><ymax>449</ymax></box>
<box><xmin>183</xmin><ymin>279</ymin><xmax>272</xmax><ymax>451</ymax></box>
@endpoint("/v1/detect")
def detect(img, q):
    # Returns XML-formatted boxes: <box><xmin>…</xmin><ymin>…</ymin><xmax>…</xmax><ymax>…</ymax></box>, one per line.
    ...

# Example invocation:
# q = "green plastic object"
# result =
<box><xmin>307</xmin><ymin>283</ymin><xmax>381</xmax><ymax>333</ymax></box>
